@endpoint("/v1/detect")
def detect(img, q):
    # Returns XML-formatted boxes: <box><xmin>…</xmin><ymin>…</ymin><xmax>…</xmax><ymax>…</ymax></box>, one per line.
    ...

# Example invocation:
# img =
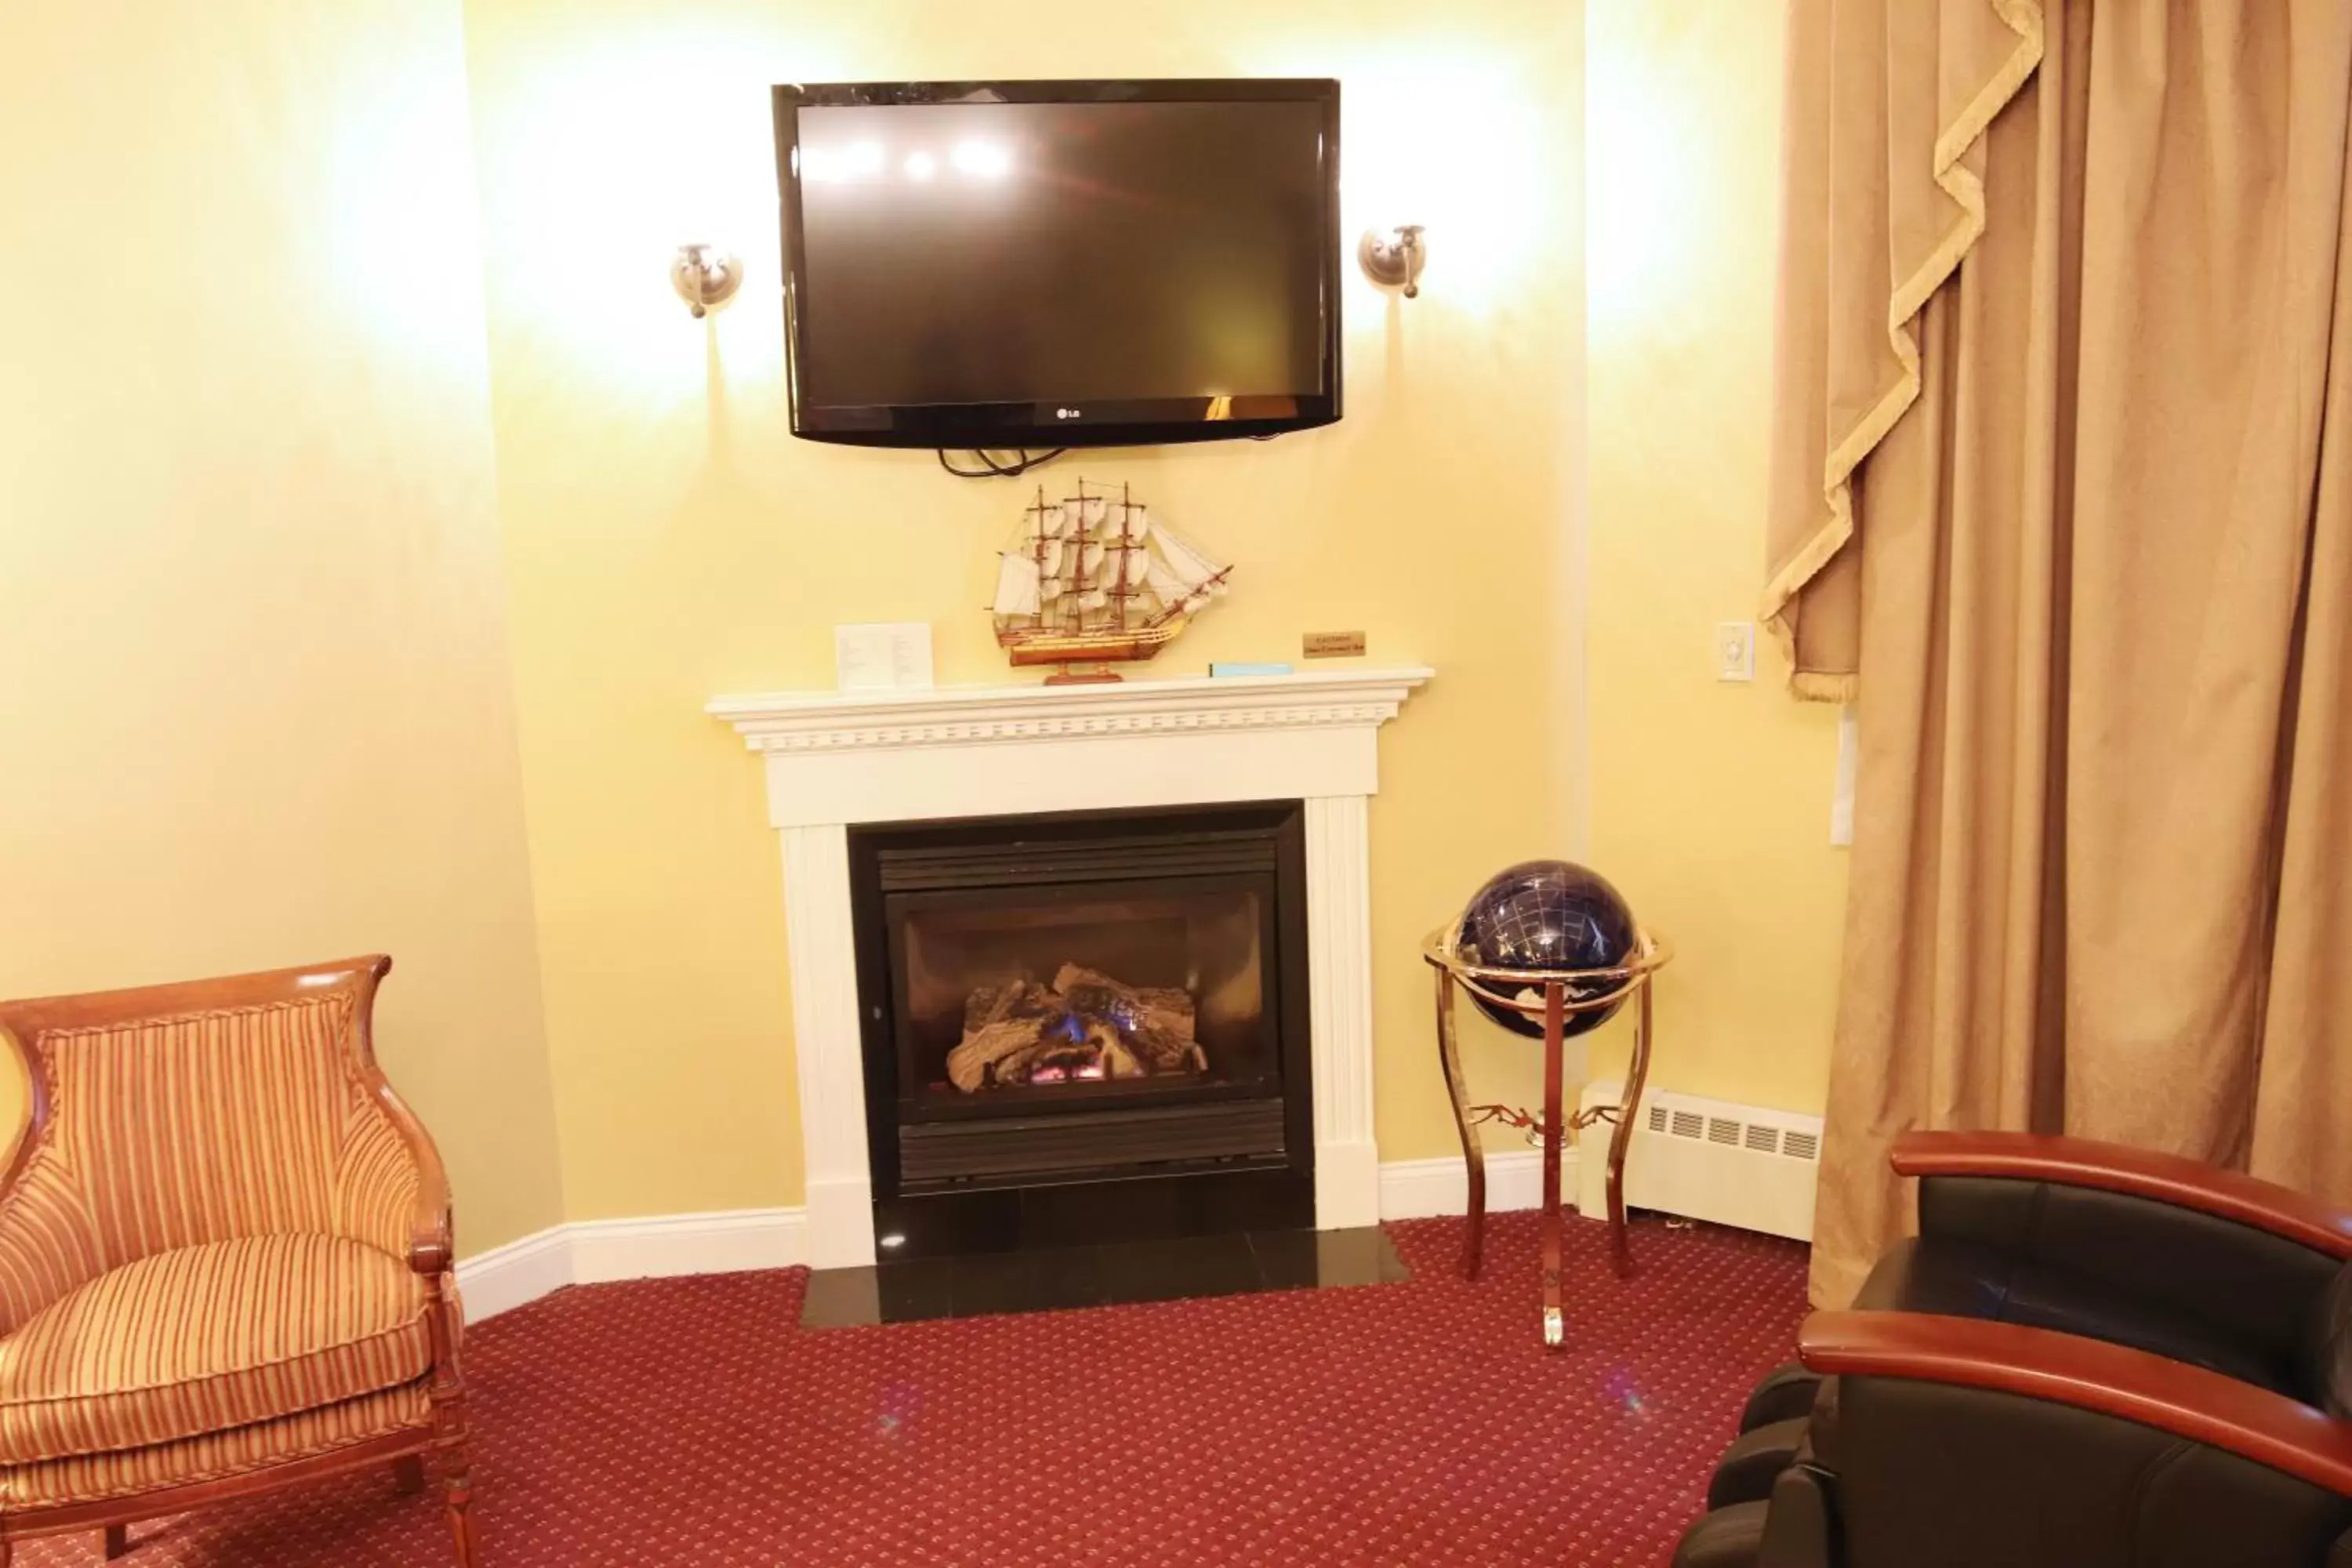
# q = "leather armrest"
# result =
<box><xmin>1892</xmin><ymin>1131</ymin><xmax>2352</xmax><ymax>1261</ymax></box>
<box><xmin>1801</xmin><ymin>1310</ymin><xmax>2352</xmax><ymax>1498</ymax></box>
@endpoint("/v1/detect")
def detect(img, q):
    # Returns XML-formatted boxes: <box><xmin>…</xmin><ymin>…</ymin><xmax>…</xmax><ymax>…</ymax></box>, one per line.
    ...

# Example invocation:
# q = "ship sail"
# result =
<box><xmin>993</xmin><ymin>553</ymin><xmax>1041</xmax><ymax>617</ymax></box>
<box><xmin>1152</xmin><ymin>522</ymin><xmax>1229</xmax><ymax>597</ymax></box>
<box><xmin>993</xmin><ymin>479</ymin><xmax>1229</xmax><ymax>677</ymax></box>
<box><xmin>1145</xmin><ymin>559</ymin><xmax>1200</xmax><ymax>608</ymax></box>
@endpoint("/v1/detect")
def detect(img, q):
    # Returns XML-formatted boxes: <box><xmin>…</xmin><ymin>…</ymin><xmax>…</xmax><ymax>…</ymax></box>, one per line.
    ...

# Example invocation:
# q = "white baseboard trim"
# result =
<box><xmin>571</xmin><ymin>1207</ymin><xmax>806</xmax><ymax>1285</ymax></box>
<box><xmin>1377</xmin><ymin>1149</ymin><xmax>1577</xmax><ymax>1220</ymax></box>
<box><xmin>456</xmin><ymin>1207</ymin><xmax>806</xmax><ymax>1325</ymax></box>
<box><xmin>457</xmin><ymin>1155</ymin><xmax>1577</xmax><ymax>1325</ymax></box>
<box><xmin>452</xmin><ymin>1225</ymin><xmax>575</xmax><ymax>1324</ymax></box>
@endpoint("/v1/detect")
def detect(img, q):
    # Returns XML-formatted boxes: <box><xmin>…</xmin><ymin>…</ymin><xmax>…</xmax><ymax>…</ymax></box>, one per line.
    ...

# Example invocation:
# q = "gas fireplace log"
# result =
<box><xmin>1051</xmin><ymin>964</ymin><xmax>1199</xmax><ymax>1071</ymax></box>
<box><xmin>963</xmin><ymin>978</ymin><xmax>1048</xmax><ymax>1033</ymax></box>
<box><xmin>946</xmin><ymin>966</ymin><xmax>1209</xmax><ymax>1091</ymax></box>
<box><xmin>946</xmin><ymin>1017</ymin><xmax>1046</xmax><ymax>1092</ymax></box>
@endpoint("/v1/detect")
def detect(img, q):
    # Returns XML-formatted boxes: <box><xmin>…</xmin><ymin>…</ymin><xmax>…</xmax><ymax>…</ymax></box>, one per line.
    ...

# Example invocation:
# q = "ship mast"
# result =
<box><xmin>1027</xmin><ymin>485</ymin><xmax>1051</xmax><ymax>630</ymax></box>
<box><xmin>1112</xmin><ymin>482</ymin><xmax>1133</xmax><ymax>632</ymax></box>
<box><xmin>1067</xmin><ymin>480</ymin><xmax>1091</xmax><ymax>639</ymax></box>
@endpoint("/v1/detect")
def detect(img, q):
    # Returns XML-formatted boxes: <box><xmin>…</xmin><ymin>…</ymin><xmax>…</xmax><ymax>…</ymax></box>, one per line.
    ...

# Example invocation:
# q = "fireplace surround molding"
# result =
<box><xmin>710</xmin><ymin>666</ymin><xmax>1435</xmax><ymax>1269</ymax></box>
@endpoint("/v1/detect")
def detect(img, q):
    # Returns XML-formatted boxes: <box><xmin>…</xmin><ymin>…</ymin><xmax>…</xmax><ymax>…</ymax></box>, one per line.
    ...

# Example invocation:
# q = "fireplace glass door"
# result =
<box><xmin>851</xmin><ymin>802</ymin><xmax>1311</xmax><ymax>1214</ymax></box>
<box><xmin>887</xmin><ymin>874</ymin><xmax>1276</xmax><ymax>1112</ymax></box>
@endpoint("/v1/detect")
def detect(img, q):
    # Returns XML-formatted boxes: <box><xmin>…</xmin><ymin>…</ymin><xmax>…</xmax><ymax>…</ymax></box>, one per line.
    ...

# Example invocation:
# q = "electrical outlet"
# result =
<box><xmin>1715</xmin><ymin>621</ymin><xmax>1756</xmax><ymax>682</ymax></box>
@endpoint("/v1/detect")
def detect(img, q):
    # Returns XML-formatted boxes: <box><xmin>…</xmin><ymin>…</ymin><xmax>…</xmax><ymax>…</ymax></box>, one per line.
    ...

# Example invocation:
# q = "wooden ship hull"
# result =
<box><xmin>996</xmin><ymin>613</ymin><xmax>1190</xmax><ymax>668</ymax></box>
<box><xmin>992</xmin><ymin>481</ymin><xmax>1229</xmax><ymax>682</ymax></box>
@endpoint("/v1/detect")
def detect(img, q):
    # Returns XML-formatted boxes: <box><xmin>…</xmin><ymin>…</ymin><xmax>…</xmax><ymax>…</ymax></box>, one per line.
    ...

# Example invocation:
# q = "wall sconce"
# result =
<box><xmin>670</xmin><ymin>243</ymin><xmax>742</xmax><ymax>319</ymax></box>
<box><xmin>1358</xmin><ymin>225</ymin><xmax>1428</xmax><ymax>299</ymax></box>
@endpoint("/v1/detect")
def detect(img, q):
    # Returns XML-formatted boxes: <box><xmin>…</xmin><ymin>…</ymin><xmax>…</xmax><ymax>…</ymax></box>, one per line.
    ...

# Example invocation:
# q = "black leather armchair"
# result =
<box><xmin>1675</xmin><ymin>1133</ymin><xmax>2352</xmax><ymax>1568</ymax></box>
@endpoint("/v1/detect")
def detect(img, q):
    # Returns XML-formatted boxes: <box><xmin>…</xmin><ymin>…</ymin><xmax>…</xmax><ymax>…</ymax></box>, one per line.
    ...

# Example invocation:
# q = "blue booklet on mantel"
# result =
<box><xmin>1209</xmin><ymin>662</ymin><xmax>1295</xmax><ymax>677</ymax></box>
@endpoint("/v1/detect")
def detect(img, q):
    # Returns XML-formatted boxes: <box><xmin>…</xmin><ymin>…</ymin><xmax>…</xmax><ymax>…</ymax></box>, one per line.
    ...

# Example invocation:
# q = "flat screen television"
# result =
<box><xmin>771</xmin><ymin>79</ymin><xmax>1342</xmax><ymax>450</ymax></box>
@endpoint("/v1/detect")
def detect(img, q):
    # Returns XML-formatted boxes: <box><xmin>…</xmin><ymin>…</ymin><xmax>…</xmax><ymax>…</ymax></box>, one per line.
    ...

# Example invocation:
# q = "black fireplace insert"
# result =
<box><xmin>848</xmin><ymin>802</ymin><xmax>1314</xmax><ymax>1254</ymax></box>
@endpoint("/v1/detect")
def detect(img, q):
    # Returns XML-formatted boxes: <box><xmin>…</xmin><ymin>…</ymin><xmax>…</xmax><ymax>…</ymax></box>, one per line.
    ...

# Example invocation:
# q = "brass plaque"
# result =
<box><xmin>1302</xmin><ymin>631</ymin><xmax>1367</xmax><ymax>659</ymax></box>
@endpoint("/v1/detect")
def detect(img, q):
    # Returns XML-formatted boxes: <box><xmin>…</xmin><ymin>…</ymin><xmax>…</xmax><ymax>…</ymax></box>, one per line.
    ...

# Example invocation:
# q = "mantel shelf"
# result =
<box><xmin>708</xmin><ymin>666</ymin><xmax>1435</xmax><ymax>753</ymax></box>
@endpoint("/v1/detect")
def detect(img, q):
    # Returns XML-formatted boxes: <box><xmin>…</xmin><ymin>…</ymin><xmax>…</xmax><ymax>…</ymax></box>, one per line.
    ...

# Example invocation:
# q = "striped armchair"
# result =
<box><xmin>0</xmin><ymin>957</ymin><xmax>474</xmax><ymax>1565</ymax></box>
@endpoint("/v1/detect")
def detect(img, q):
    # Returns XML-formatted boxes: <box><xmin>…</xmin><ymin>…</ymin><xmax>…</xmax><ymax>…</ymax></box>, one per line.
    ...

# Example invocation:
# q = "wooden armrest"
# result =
<box><xmin>347</xmin><ymin>956</ymin><xmax>454</xmax><ymax>1276</ymax></box>
<box><xmin>372</xmin><ymin>1075</ymin><xmax>453</xmax><ymax>1276</ymax></box>
<box><xmin>1801</xmin><ymin>1310</ymin><xmax>2352</xmax><ymax>1498</ymax></box>
<box><xmin>1891</xmin><ymin>1131</ymin><xmax>2352</xmax><ymax>1261</ymax></box>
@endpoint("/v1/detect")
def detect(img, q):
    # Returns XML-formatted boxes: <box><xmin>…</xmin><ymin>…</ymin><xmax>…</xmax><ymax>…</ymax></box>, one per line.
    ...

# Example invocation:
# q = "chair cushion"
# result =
<box><xmin>1707</xmin><ymin>1416</ymin><xmax>1810</xmax><ymax>1511</ymax></box>
<box><xmin>1738</xmin><ymin>1361</ymin><xmax>1824</xmax><ymax>1433</ymax></box>
<box><xmin>1671</xmin><ymin>1501</ymin><xmax>1767</xmax><ymax>1568</ymax></box>
<box><xmin>0</xmin><ymin>1377</ymin><xmax>433</xmax><ymax>1510</ymax></box>
<box><xmin>1857</xmin><ymin>1234</ymin><xmax>2295</xmax><ymax>1394</ymax></box>
<box><xmin>0</xmin><ymin>1234</ymin><xmax>432</xmax><ymax>1462</ymax></box>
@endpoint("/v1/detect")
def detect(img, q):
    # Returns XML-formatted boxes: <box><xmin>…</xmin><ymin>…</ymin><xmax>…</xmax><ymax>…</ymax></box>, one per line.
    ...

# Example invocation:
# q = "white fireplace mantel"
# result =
<box><xmin>710</xmin><ymin>666</ymin><xmax>1433</xmax><ymax>1269</ymax></box>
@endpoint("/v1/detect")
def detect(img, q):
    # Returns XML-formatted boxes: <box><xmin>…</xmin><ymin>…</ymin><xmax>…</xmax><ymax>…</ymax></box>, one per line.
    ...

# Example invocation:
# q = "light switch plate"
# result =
<box><xmin>1715</xmin><ymin>621</ymin><xmax>1756</xmax><ymax>682</ymax></box>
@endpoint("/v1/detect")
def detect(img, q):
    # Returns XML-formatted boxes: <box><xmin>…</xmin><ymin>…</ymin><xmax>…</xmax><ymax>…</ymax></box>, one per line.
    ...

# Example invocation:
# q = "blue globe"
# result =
<box><xmin>1455</xmin><ymin>859</ymin><xmax>1639</xmax><ymax>1040</ymax></box>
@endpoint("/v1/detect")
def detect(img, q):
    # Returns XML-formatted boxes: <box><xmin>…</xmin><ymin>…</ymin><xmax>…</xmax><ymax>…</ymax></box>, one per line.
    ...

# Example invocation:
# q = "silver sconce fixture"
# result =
<box><xmin>670</xmin><ymin>243</ymin><xmax>742</xmax><ymax>319</ymax></box>
<box><xmin>1357</xmin><ymin>224</ymin><xmax>1428</xmax><ymax>299</ymax></box>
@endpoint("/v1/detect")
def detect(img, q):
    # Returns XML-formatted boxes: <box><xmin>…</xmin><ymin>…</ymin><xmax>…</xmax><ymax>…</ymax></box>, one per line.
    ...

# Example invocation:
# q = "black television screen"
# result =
<box><xmin>771</xmin><ymin>80</ymin><xmax>1342</xmax><ymax>449</ymax></box>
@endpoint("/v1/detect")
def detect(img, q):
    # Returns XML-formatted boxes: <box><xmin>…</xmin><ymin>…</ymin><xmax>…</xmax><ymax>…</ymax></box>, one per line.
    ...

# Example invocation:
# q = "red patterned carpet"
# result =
<box><xmin>21</xmin><ymin>1214</ymin><xmax>1806</xmax><ymax>1567</ymax></box>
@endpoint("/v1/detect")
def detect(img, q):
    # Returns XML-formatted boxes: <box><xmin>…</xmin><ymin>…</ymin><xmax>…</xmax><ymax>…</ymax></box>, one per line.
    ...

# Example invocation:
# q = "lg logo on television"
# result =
<box><xmin>1055</xmin><ymin>407</ymin><xmax>1082</xmax><ymax>419</ymax></box>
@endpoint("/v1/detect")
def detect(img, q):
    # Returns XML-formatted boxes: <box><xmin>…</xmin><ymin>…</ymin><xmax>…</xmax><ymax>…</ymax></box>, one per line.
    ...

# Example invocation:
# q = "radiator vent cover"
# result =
<box><xmin>1579</xmin><ymin>1083</ymin><xmax>1824</xmax><ymax>1243</ymax></box>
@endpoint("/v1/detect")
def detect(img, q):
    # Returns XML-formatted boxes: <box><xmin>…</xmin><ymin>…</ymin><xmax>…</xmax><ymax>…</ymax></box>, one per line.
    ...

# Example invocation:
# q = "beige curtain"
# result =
<box><xmin>1765</xmin><ymin>0</ymin><xmax>2352</xmax><ymax>1306</ymax></box>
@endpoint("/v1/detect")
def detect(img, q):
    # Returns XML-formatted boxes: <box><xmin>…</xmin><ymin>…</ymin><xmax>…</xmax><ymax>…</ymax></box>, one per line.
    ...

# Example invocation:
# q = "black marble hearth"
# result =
<box><xmin>799</xmin><ymin>1225</ymin><xmax>1410</xmax><ymax>1328</ymax></box>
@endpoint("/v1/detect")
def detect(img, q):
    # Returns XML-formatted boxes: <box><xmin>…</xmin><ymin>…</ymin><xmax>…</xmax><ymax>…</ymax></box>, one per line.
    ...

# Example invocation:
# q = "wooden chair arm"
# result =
<box><xmin>1800</xmin><ymin>1310</ymin><xmax>2352</xmax><ymax>1498</ymax></box>
<box><xmin>347</xmin><ymin>956</ymin><xmax>453</xmax><ymax>1277</ymax></box>
<box><xmin>374</xmin><ymin>1080</ymin><xmax>453</xmax><ymax>1277</ymax></box>
<box><xmin>1891</xmin><ymin>1131</ymin><xmax>2352</xmax><ymax>1261</ymax></box>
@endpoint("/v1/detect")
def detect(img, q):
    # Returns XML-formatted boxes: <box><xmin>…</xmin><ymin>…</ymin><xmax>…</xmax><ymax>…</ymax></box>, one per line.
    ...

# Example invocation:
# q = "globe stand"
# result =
<box><xmin>1423</xmin><ymin>928</ymin><xmax>1673</xmax><ymax>1349</ymax></box>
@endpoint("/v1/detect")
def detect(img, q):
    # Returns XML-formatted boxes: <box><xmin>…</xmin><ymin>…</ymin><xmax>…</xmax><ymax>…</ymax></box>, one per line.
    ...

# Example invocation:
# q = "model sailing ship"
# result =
<box><xmin>992</xmin><ymin>481</ymin><xmax>1232</xmax><ymax>684</ymax></box>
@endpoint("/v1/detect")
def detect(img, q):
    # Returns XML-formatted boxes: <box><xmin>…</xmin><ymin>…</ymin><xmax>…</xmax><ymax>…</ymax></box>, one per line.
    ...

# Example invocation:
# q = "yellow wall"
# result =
<box><xmin>459</xmin><ymin>0</ymin><xmax>1590</xmax><ymax>1219</ymax></box>
<box><xmin>1582</xmin><ymin>0</ymin><xmax>1847</xmax><ymax>1116</ymax></box>
<box><xmin>0</xmin><ymin>0</ymin><xmax>1839</xmax><ymax>1252</ymax></box>
<box><xmin>0</xmin><ymin>1</ymin><xmax>568</xmax><ymax>1255</ymax></box>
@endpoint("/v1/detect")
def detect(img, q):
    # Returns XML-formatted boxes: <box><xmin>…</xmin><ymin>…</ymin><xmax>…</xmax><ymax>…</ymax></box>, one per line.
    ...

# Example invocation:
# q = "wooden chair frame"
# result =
<box><xmin>0</xmin><ymin>956</ymin><xmax>476</xmax><ymax>1566</ymax></box>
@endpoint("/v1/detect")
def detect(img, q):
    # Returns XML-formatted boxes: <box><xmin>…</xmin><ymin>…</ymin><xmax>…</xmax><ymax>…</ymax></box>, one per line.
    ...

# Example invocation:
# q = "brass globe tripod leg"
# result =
<box><xmin>1539</xmin><ymin>981</ymin><xmax>1568</xmax><ymax>1348</ymax></box>
<box><xmin>1433</xmin><ymin>967</ymin><xmax>1486</xmax><ymax>1279</ymax></box>
<box><xmin>1605</xmin><ymin>978</ymin><xmax>1657</xmax><ymax>1279</ymax></box>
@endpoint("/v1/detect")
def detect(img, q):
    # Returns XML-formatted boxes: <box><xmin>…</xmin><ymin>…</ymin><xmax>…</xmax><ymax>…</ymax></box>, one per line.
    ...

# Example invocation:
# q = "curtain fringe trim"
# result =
<box><xmin>1789</xmin><ymin>670</ymin><xmax>1859</xmax><ymax>704</ymax></box>
<box><xmin>1761</xmin><ymin>0</ymin><xmax>2048</xmax><ymax>702</ymax></box>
